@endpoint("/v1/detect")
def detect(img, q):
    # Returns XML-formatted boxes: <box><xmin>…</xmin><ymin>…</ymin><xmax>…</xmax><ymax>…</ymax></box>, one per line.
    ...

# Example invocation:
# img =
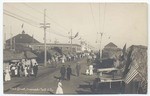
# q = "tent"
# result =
<box><xmin>123</xmin><ymin>45</ymin><xmax>147</xmax><ymax>94</ymax></box>
<box><xmin>3</xmin><ymin>50</ymin><xmax>26</xmax><ymax>62</ymax></box>
<box><xmin>25</xmin><ymin>51</ymin><xmax>37</xmax><ymax>59</ymax></box>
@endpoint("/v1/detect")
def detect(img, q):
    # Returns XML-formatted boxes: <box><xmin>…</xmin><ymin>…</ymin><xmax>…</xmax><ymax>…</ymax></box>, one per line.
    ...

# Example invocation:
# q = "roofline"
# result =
<box><xmin>29</xmin><ymin>43</ymin><xmax>81</xmax><ymax>46</ymax></box>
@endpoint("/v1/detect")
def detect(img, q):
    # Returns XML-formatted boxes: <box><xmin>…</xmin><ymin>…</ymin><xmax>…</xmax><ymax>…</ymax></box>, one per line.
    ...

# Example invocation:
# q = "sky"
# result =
<box><xmin>3</xmin><ymin>3</ymin><xmax>148</xmax><ymax>50</ymax></box>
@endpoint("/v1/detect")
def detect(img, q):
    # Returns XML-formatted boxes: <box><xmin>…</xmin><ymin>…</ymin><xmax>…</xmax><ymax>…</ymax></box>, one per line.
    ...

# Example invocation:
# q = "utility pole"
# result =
<box><xmin>40</xmin><ymin>9</ymin><xmax>50</xmax><ymax>67</ymax></box>
<box><xmin>70</xmin><ymin>29</ymin><xmax>72</xmax><ymax>53</ymax></box>
<box><xmin>13</xmin><ymin>37</ymin><xmax>15</xmax><ymax>51</ymax></box>
<box><xmin>68</xmin><ymin>29</ymin><xmax>73</xmax><ymax>53</ymax></box>
<box><xmin>10</xmin><ymin>26</ymin><xmax>13</xmax><ymax>50</ymax></box>
<box><xmin>99</xmin><ymin>32</ymin><xmax>103</xmax><ymax>60</ymax></box>
<box><xmin>3</xmin><ymin>25</ymin><xmax>6</xmax><ymax>49</ymax></box>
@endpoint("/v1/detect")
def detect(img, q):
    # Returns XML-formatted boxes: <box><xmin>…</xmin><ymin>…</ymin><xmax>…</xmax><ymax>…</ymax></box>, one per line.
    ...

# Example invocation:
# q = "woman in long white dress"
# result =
<box><xmin>62</xmin><ymin>57</ymin><xmax>65</xmax><ymax>63</ymax></box>
<box><xmin>56</xmin><ymin>80</ymin><xmax>63</xmax><ymax>94</ymax></box>
<box><xmin>86</xmin><ymin>69</ymin><xmax>89</xmax><ymax>75</ymax></box>
<box><xmin>24</xmin><ymin>65</ymin><xmax>28</xmax><ymax>77</ymax></box>
<box><xmin>5</xmin><ymin>67</ymin><xmax>11</xmax><ymax>81</ymax></box>
<box><xmin>14</xmin><ymin>66</ymin><xmax>18</xmax><ymax>76</ymax></box>
<box><xmin>89</xmin><ymin>65</ymin><xmax>93</xmax><ymax>75</ymax></box>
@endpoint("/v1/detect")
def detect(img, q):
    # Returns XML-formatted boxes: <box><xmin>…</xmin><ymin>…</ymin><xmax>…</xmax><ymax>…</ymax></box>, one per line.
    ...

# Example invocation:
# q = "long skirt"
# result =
<box><xmin>24</xmin><ymin>69</ymin><xmax>28</xmax><ymax>77</ymax></box>
<box><xmin>86</xmin><ymin>69</ymin><xmax>89</xmax><ymax>75</ymax></box>
<box><xmin>15</xmin><ymin>69</ymin><xmax>18</xmax><ymax>76</ymax></box>
<box><xmin>5</xmin><ymin>72</ymin><xmax>11</xmax><ymax>81</ymax></box>
<box><xmin>56</xmin><ymin>86</ymin><xmax>63</xmax><ymax>94</ymax></box>
<box><xmin>89</xmin><ymin>69</ymin><xmax>93</xmax><ymax>75</ymax></box>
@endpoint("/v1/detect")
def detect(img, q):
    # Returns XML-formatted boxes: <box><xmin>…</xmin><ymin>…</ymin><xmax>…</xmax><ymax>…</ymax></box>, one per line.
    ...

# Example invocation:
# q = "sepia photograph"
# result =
<box><xmin>3</xmin><ymin>3</ymin><xmax>148</xmax><ymax>94</ymax></box>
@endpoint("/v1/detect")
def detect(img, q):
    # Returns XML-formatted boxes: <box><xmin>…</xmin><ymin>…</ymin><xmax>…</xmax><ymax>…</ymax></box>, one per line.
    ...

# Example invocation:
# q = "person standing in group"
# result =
<box><xmin>17</xmin><ymin>62</ymin><xmax>21</xmax><ymax>77</ymax></box>
<box><xmin>11</xmin><ymin>65</ymin><xmax>16</xmax><ymax>77</ymax></box>
<box><xmin>60</xmin><ymin>65</ymin><xmax>66</xmax><ymax>80</ymax></box>
<box><xmin>30</xmin><ymin>63</ymin><xmax>34</xmax><ymax>76</ymax></box>
<box><xmin>20</xmin><ymin>63</ymin><xmax>24</xmax><ymax>77</ymax></box>
<box><xmin>33</xmin><ymin>63</ymin><xmax>38</xmax><ymax>78</ymax></box>
<box><xmin>56</xmin><ymin>79</ymin><xmax>63</xmax><ymax>94</ymax></box>
<box><xmin>89</xmin><ymin>64</ymin><xmax>94</xmax><ymax>75</ymax></box>
<box><xmin>24</xmin><ymin>65</ymin><xmax>28</xmax><ymax>77</ymax></box>
<box><xmin>14</xmin><ymin>65</ymin><xmax>18</xmax><ymax>77</ymax></box>
<box><xmin>76</xmin><ymin>62</ymin><xmax>81</xmax><ymax>76</ymax></box>
<box><xmin>5</xmin><ymin>67</ymin><xmax>11</xmax><ymax>81</ymax></box>
<box><xmin>66</xmin><ymin>65</ymin><xmax>72</xmax><ymax>80</ymax></box>
<box><xmin>27</xmin><ymin>65</ymin><xmax>30</xmax><ymax>77</ymax></box>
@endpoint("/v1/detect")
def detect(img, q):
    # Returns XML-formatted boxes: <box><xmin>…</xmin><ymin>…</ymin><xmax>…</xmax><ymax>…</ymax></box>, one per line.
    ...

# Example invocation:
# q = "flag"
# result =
<box><xmin>122</xmin><ymin>44</ymin><xmax>126</xmax><ymax>55</ymax></box>
<box><xmin>21</xmin><ymin>23</ymin><xmax>24</xmax><ymax>28</ymax></box>
<box><xmin>74</xmin><ymin>32</ymin><xmax>79</xmax><ymax>38</ymax></box>
<box><xmin>124</xmin><ymin>61</ymin><xmax>139</xmax><ymax>84</ymax></box>
<box><xmin>124</xmin><ymin>66</ymin><xmax>138</xmax><ymax>84</ymax></box>
<box><xmin>124</xmin><ymin>46</ymin><xmax>139</xmax><ymax>84</ymax></box>
<box><xmin>121</xmin><ymin>44</ymin><xmax>126</xmax><ymax>60</ymax></box>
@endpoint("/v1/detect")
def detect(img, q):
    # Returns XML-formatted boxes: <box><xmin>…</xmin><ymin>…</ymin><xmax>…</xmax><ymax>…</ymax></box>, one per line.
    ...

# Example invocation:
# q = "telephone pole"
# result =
<box><xmin>13</xmin><ymin>37</ymin><xmax>15</xmax><ymax>51</ymax></box>
<box><xmin>3</xmin><ymin>25</ymin><xmax>6</xmax><ymax>49</ymax></box>
<box><xmin>99</xmin><ymin>32</ymin><xmax>103</xmax><ymax>60</ymax></box>
<box><xmin>10</xmin><ymin>26</ymin><xmax>13</xmax><ymax>50</ymax></box>
<box><xmin>68</xmin><ymin>29</ymin><xmax>73</xmax><ymax>53</ymax></box>
<box><xmin>40</xmin><ymin>9</ymin><xmax>50</xmax><ymax>67</ymax></box>
<box><xmin>70</xmin><ymin>29</ymin><xmax>72</xmax><ymax>53</ymax></box>
<box><xmin>97</xmin><ymin>32</ymin><xmax>103</xmax><ymax>60</ymax></box>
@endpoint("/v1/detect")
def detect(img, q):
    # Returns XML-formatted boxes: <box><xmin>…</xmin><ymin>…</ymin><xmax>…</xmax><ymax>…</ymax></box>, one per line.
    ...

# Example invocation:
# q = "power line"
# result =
<box><xmin>90</xmin><ymin>3</ymin><xmax>98</xmax><ymax>33</ymax></box>
<box><xmin>5</xmin><ymin>4</ymin><xmax>42</xmax><ymax>22</ymax></box>
<box><xmin>23</xmin><ymin>3</ymin><xmax>43</xmax><ymax>14</ymax></box>
<box><xmin>23</xmin><ymin>3</ymin><xmax>70</xmax><ymax>32</ymax></box>
<box><xmin>46</xmin><ymin>16</ymin><xmax>69</xmax><ymax>32</ymax></box>
<box><xmin>102</xmin><ymin>3</ymin><xmax>106</xmax><ymax>34</ymax></box>
<box><xmin>4</xmin><ymin>9</ymin><xmax>40</xmax><ymax>25</ymax></box>
<box><xmin>4</xmin><ymin>10</ymin><xmax>68</xmax><ymax>38</ymax></box>
<box><xmin>4</xmin><ymin>12</ymin><xmax>40</xmax><ymax>28</ymax></box>
<box><xmin>23</xmin><ymin>3</ymin><xmax>70</xmax><ymax>38</ymax></box>
<box><xmin>50</xmin><ymin>29</ymin><xmax>69</xmax><ymax>38</ymax></box>
<box><xmin>99</xmin><ymin>3</ymin><xmax>101</xmax><ymax>33</ymax></box>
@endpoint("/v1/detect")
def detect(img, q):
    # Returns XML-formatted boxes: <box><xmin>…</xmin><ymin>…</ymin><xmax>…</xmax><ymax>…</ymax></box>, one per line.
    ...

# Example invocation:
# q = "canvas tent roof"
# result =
<box><xmin>124</xmin><ymin>45</ymin><xmax>147</xmax><ymax>93</ymax></box>
<box><xmin>48</xmin><ymin>50</ymin><xmax>60</xmax><ymax>56</ymax></box>
<box><xmin>4</xmin><ymin>50</ymin><xmax>37</xmax><ymax>62</ymax></box>
<box><xmin>3</xmin><ymin>50</ymin><xmax>26</xmax><ymax>62</ymax></box>
<box><xmin>25</xmin><ymin>51</ymin><xmax>37</xmax><ymax>59</ymax></box>
<box><xmin>3</xmin><ymin>50</ymin><xmax>15</xmax><ymax>61</ymax></box>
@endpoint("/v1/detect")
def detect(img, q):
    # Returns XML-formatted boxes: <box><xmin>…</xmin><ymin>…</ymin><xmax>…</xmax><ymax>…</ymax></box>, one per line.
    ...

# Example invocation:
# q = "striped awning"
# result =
<box><xmin>124</xmin><ymin>63</ymin><xmax>139</xmax><ymax>84</ymax></box>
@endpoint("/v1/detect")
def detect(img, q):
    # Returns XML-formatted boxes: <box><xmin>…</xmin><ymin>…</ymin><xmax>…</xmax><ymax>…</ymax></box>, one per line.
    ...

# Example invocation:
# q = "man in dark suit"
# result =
<box><xmin>33</xmin><ymin>63</ymin><xmax>38</xmax><ymax>78</ymax></box>
<box><xmin>76</xmin><ymin>62</ymin><xmax>81</xmax><ymax>76</ymax></box>
<box><xmin>67</xmin><ymin>65</ymin><xmax>72</xmax><ymax>80</ymax></box>
<box><xmin>60</xmin><ymin>65</ymin><xmax>66</xmax><ymax>80</ymax></box>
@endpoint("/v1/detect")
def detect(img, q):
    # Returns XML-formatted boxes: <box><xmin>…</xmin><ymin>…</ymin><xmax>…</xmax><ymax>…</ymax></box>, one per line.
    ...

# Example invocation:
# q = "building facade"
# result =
<box><xmin>5</xmin><ymin>31</ymin><xmax>82</xmax><ymax>54</ymax></box>
<box><xmin>30</xmin><ymin>43</ymin><xmax>82</xmax><ymax>54</ymax></box>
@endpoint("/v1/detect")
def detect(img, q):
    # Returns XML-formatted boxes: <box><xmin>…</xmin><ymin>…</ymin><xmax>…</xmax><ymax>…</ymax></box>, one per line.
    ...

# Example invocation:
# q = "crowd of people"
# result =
<box><xmin>4</xmin><ymin>51</ymin><xmax>96</xmax><ymax>94</ymax></box>
<box><xmin>59</xmin><ymin>62</ymin><xmax>81</xmax><ymax>81</ymax></box>
<box><xmin>56</xmin><ymin>53</ymin><xmax>96</xmax><ymax>94</ymax></box>
<box><xmin>4</xmin><ymin>59</ymin><xmax>39</xmax><ymax>82</ymax></box>
<box><xmin>47</xmin><ymin>53</ymin><xmax>85</xmax><ymax>67</ymax></box>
